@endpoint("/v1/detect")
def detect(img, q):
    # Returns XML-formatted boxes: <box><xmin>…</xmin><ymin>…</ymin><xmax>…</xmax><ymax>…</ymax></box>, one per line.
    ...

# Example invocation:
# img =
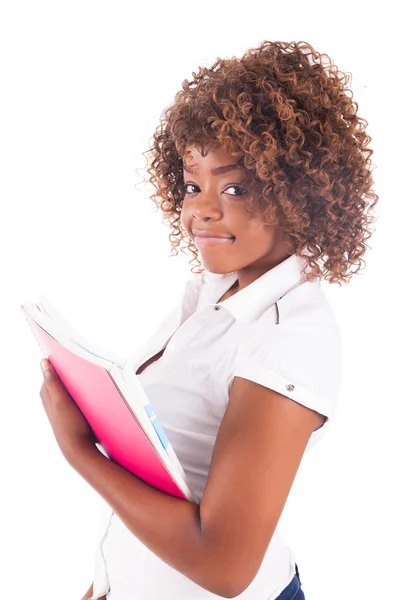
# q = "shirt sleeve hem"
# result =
<box><xmin>233</xmin><ymin>354</ymin><xmax>333</xmax><ymax>422</ymax></box>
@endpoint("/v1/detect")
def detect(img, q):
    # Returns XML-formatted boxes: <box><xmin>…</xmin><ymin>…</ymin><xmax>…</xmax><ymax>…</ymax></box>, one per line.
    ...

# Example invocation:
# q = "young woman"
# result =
<box><xmin>39</xmin><ymin>40</ymin><xmax>378</xmax><ymax>600</ymax></box>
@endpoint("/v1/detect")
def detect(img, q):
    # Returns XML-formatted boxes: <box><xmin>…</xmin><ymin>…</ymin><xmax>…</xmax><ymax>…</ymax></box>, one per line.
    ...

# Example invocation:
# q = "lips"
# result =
<box><xmin>192</xmin><ymin>230</ymin><xmax>234</xmax><ymax>239</ymax></box>
<box><xmin>194</xmin><ymin>236</ymin><xmax>235</xmax><ymax>248</ymax></box>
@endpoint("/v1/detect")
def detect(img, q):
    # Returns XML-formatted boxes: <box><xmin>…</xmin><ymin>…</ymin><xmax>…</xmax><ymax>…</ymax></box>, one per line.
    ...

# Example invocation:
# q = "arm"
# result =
<box><xmin>80</xmin><ymin>582</ymin><xmax>92</xmax><ymax>600</ymax></box>
<box><xmin>80</xmin><ymin>582</ymin><xmax>106</xmax><ymax>600</ymax></box>
<box><xmin>69</xmin><ymin>379</ymin><xmax>323</xmax><ymax>599</ymax></box>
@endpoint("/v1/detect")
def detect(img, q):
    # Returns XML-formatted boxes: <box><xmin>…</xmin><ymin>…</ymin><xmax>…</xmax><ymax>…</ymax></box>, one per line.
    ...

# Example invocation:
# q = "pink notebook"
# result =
<box><xmin>21</xmin><ymin>296</ymin><xmax>197</xmax><ymax>504</ymax></box>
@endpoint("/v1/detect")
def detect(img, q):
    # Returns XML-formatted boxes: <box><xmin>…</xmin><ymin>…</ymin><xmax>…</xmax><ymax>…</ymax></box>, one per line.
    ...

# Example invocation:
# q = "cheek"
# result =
<box><xmin>237</xmin><ymin>215</ymin><xmax>267</xmax><ymax>238</ymax></box>
<box><xmin>180</xmin><ymin>210</ymin><xmax>190</xmax><ymax>234</ymax></box>
<box><xmin>236</xmin><ymin>224</ymin><xmax>278</xmax><ymax>252</ymax></box>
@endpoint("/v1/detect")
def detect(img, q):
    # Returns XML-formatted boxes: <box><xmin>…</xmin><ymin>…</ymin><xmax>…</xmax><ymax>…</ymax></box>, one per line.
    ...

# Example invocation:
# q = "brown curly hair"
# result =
<box><xmin>141</xmin><ymin>40</ymin><xmax>379</xmax><ymax>285</ymax></box>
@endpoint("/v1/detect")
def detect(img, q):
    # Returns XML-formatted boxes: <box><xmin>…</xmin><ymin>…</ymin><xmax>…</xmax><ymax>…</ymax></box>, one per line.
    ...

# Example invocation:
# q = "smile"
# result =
<box><xmin>194</xmin><ymin>236</ymin><xmax>235</xmax><ymax>248</ymax></box>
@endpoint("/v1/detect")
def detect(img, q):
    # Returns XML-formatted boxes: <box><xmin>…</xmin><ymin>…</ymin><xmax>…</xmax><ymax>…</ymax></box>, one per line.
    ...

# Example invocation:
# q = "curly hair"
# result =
<box><xmin>141</xmin><ymin>40</ymin><xmax>379</xmax><ymax>285</ymax></box>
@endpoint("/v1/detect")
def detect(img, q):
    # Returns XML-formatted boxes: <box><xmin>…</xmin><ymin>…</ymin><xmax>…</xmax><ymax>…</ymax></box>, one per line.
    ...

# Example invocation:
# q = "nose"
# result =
<box><xmin>189</xmin><ymin>191</ymin><xmax>223</xmax><ymax>220</ymax></box>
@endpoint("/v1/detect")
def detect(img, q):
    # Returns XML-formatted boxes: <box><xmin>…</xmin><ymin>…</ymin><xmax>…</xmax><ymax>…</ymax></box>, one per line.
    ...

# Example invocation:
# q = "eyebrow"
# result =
<box><xmin>183</xmin><ymin>163</ymin><xmax>243</xmax><ymax>176</ymax></box>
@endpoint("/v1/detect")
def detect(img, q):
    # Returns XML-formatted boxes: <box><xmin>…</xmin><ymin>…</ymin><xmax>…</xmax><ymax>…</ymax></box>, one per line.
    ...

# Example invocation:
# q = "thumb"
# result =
<box><xmin>40</xmin><ymin>358</ymin><xmax>56</xmax><ymax>382</ymax></box>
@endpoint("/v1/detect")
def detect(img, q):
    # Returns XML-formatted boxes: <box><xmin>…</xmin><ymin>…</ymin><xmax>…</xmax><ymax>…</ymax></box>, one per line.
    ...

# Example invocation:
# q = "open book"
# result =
<box><xmin>20</xmin><ymin>295</ymin><xmax>197</xmax><ymax>504</ymax></box>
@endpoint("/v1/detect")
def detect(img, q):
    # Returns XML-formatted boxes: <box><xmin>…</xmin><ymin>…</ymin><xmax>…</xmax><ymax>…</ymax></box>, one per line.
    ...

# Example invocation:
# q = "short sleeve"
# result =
<box><xmin>232</xmin><ymin>320</ymin><xmax>342</xmax><ymax>449</ymax></box>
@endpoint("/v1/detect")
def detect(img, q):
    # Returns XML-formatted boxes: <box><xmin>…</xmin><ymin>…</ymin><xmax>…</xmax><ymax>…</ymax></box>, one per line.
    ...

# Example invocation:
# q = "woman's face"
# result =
<box><xmin>180</xmin><ymin>144</ymin><xmax>293</xmax><ymax>288</ymax></box>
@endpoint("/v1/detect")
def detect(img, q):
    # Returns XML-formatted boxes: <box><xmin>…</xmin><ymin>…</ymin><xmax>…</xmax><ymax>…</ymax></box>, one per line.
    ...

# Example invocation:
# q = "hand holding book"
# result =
<box><xmin>21</xmin><ymin>295</ymin><xmax>198</xmax><ymax>503</ymax></box>
<box><xmin>39</xmin><ymin>357</ymin><xmax>100</xmax><ymax>465</ymax></box>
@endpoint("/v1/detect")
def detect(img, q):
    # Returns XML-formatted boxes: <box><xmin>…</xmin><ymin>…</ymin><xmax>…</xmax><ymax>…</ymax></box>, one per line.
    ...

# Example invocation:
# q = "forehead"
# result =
<box><xmin>182</xmin><ymin>145</ymin><xmax>244</xmax><ymax>175</ymax></box>
<box><xmin>183</xmin><ymin>163</ymin><xmax>244</xmax><ymax>176</ymax></box>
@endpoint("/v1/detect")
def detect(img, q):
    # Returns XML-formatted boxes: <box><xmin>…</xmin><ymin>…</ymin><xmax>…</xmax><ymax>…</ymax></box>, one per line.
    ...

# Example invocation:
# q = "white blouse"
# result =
<box><xmin>90</xmin><ymin>252</ymin><xmax>342</xmax><ymax>600</ymax></box>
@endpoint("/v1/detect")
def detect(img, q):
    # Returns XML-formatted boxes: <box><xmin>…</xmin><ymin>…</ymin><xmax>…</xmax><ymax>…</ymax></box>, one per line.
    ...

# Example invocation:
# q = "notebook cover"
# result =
<box><xmin>24</xmin><ymin>312</ymin><xmax>190</xmax><ymax>500</ymax></box>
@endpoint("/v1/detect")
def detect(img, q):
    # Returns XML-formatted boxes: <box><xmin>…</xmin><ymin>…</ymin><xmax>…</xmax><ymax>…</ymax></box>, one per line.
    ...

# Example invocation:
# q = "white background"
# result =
<box><xmin>1</xmin><ymin>1</ymin><xmax>398</xmax><ymax>599</ymax></box>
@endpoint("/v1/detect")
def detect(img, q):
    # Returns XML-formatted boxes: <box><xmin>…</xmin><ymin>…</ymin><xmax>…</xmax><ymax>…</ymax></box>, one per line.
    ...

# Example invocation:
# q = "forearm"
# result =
<box><xmin>80</xmin><ymin>582</ymin><xmax>92</xmax><ymax>600</ymax></box>
<box><xmin>80</xmin><ymin>581</ymin><xmax>106</xmax><ymax>600</ymax></box>
<box><xmin>68</xmin><ymin>445</ymin><xmax>227</xmax><ymax>597</ymax></box>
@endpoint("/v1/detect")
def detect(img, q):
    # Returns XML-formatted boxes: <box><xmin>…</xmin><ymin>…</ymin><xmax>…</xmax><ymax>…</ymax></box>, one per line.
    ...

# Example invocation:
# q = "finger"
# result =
<box><xmin>40</xmin><ymin>379</ymin><xmax>52</xmax><ymax>404</ymax></box>
<box><xmin>41</xmin><ymin>360</ymin><xmax>57</xmax><ymax>385</ymax></box>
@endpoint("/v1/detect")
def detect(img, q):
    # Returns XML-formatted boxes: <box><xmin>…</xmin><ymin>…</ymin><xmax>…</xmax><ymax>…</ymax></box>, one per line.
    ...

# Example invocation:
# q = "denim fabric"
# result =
<box><xmin>274</xmin><ymin>564</ymin><xmax>305</xmax><ymax>600</ymax></box>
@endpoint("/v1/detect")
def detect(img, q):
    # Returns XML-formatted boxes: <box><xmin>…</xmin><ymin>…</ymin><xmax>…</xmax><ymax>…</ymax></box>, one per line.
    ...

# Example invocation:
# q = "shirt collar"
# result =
<box><xmin>199</xmin><ymin>252</ymin><xmax>315</xmax><ymax>324</ymax></box>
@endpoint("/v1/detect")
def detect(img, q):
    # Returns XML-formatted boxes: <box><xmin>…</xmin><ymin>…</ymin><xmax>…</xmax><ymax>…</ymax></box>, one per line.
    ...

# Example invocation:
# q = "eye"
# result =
<box><xmin>183</xmin><ymin>183</ymin><xmax>248</xmax><ymax>196</ymax></box>
<box><xmin>183</xmin><ymin>183</ymin><xmax>199</xmax><ymax>194</ymax></box>
<box><xmin>225</xmin><ymin>185</ymin><xmax>248</xmax><ymax>197</ymax></box>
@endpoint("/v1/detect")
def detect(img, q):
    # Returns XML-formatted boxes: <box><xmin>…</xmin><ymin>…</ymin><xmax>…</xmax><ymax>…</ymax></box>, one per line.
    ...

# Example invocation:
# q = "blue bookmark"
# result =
<box><xmin>144</xmin><ymin>404</ymin><xmax>169</xmax><ymax>450</ymax></box>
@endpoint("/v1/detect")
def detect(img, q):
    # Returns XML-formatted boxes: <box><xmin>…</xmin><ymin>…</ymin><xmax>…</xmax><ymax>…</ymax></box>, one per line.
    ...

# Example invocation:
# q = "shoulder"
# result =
<box><xmin>232</xmin><ymin>279</ymin><xmax>342</xmax><ymax>426</ymax></box>
<box><xmin>243</xmin><ymin>278</ymin><xmax>341</xmax><ymax>357</ymax></box>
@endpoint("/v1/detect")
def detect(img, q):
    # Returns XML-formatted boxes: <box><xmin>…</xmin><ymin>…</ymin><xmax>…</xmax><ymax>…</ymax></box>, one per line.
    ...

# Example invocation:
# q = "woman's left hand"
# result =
<box><xmin>39</xmin><ymin>358</ymin><xmax>98</xmax><ymax>464</ymax></box>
